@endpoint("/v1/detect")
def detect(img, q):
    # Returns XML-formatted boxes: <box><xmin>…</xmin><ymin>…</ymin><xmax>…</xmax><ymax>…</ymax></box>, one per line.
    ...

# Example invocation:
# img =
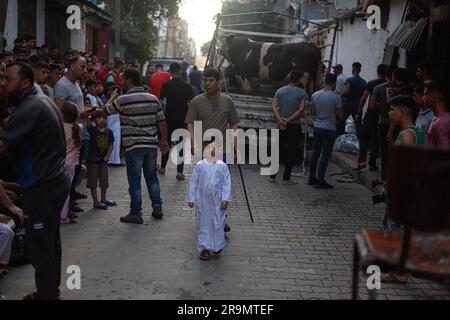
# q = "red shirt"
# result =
<box><xmin>426</xmin><ymin>112</ymin><xmax>450</xmax><ymax>148</ymax></box>
<box><xmin>96</xmin><ymin>68</ymin><xmax>108</xmax><ymax>88</ymax></box>
<box><xmin>149</xmin><ymin>71</ymin><xmax>171</xmax><ymax>99</ymax></box>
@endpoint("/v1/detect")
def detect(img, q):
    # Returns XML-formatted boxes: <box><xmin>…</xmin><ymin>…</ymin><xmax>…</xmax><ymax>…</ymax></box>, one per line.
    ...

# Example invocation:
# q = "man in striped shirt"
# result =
<box><xmin>106</xmin><ymin>69</ymin><xmax>169</xmax><ymax>224</ymax></box>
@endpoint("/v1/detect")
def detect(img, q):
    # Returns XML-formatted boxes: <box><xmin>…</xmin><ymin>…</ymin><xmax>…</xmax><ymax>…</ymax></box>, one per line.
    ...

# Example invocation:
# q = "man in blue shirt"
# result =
<box><xmin>339</xmin><ymin>62</ymin><xmax>367</xmax><ymax>135</ymax></box>
<box><xmin>188</xmin><ymin>66</ymin><xmax>203</xmax><ymax>95</ymax></box>
<box><xmin>308</xmin><ymin>74</ymin><xmax>345</xmax><ymax>189</ymax></box>
<box><xmin>269</xmin><ymin>70</ymin><xmax>307</xmax><ymax>185</ymax></box>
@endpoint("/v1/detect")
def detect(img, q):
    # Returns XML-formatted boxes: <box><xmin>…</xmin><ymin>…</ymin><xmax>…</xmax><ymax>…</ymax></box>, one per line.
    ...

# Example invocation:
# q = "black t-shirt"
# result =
<box><xmin>160</xmin><ymin>77</ymin><xmax>194</xmax><ymax>129</ymax></box>
<box><xmin>87</xmin><ymin>127</ymin><xmax>115</xmax><ymax>163</ymax></box>
<box><xmin>366</xmin><ymin>78</ymin><xmax>386</xmax><ymax>97</ymax></box>
<box><xmin>0</xmin><ymin>90</ymin><xmax>67</xmax><ymax>190</ymax></box>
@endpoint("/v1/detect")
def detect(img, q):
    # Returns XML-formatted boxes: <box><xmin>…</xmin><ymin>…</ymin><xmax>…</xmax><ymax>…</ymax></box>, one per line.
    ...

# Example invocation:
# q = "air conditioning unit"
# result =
<box><xmin>334</xmin><ymin>0</ymin><xmax>359</xmax><ymax>11</ymax></box>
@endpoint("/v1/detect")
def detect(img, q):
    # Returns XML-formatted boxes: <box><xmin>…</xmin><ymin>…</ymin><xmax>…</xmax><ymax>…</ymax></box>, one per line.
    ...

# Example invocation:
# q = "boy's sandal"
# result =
<box><xmin>200</xmin><ymin>250</ymin><xmax>210</xmax><ymax>261</ymax></box>
<box><xmin>103</xmin><ymin>200</ymin><xmax>117</xmax><ymax>207</ymax></box>
<box><xmin>94</xmin><ymin>204</ymin><xmax>108</xmax><ymax>210</ymax></box>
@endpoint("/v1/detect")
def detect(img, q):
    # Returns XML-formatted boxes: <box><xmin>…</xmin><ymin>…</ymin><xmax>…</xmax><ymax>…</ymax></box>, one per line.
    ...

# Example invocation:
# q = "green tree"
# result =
<box><xmin>104</xmin><ymin>0</ymin><xmax>180</xmax><ymax>65</ymax></box>
<box><xmin>200</xmin><ymin>40</ymin><xmax>212</xmax><ymax>57</ymax></box>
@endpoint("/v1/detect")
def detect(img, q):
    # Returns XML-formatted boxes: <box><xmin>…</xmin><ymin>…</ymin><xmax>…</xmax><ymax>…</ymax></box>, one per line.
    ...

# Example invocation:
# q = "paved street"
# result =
<box><xmin>0</xmin><ymin>159</ymin><xmax>449</xmax><ymax>300</ymax></box>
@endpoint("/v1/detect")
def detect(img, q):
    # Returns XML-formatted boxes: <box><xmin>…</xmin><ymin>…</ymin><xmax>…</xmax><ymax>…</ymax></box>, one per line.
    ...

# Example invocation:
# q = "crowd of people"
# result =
<box><xmin>273</xmin><ymin>61</ymin><xmax>449</xmax><ymax>189</ymax></box>
<box><xmin>272</xmin><ymin>61</ymin><xmax>450</xmax><ymax>283</ymax></box>
<box><xmin>0</xmin><ymin>37</ymin><xmax>224</xmax><ymax>298</ymax></box>
<box><xmin>0</xmin><ymin>35</ymin><xmax>449</xmax><ymax>297</ymax></box>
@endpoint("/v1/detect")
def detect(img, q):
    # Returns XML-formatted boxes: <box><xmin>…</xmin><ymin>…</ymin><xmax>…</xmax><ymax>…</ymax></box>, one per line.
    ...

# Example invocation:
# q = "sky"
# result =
<box><xmin>179</xmin><ymin>0</ymin><xmax>223</xmax><ymax>52</ymax></box>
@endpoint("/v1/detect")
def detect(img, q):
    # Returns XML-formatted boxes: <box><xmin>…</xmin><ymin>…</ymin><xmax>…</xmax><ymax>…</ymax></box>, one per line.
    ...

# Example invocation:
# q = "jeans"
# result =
<box><xmin>358</xmin><ymin>110</ymin><xmax>379</xmax><ymax>166</ymax></box>
<box><xmin>378</xmin><ymin>122</ymin><xmax>390</xmax><ymax>181</ymax></box>
<box><xmin>161</xmin><ymin>133</ymin><xmax>184</xmax><ymax>174</ymax></box>
<box><xmin>81</xmin><ymin>139</ymin><xmax>90</xmax><ymax>163</ymax></box>
<box><xmin>271</xmin><ymin>123</ymin><xmax>302</xmax><ymax>181</ymax></box>
<box><xmin>309</xmin><ymin>127</ymin><xmax>337</xmax><ymax>181</ymax></box>
<box><xmin>24</xmin><ymin>176</ymin><xmax>70</xmax><ymax>299</ymax></box>
<box><xmin>125</xmin><ymin>148</ymin><xmax>162</xmax><ymax>216</ymax></box>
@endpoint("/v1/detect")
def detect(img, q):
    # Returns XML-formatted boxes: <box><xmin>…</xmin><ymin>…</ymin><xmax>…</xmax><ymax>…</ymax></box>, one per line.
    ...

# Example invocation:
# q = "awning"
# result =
<box><xmin>386</xmin><ymin>18</ymin><xmax>428</xmax><ymax>51</ymax></box>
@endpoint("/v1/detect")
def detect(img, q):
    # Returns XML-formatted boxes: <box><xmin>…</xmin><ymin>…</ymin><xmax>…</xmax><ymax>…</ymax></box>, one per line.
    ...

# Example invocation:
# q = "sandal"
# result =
<box><xmin>103</xmin><ymin>200</ymin><xmax>117</xmax><ymax>207</ymax></box>
<box><xmin>158</xmin><ymin>168</ymin><xmax>166</xmax><ymax>175</ymax></box>
<box><xmin>200</xmin><ymin>250</ymin><xmax>210</xmax><ymax>261</ymax></box>
<box><xmin>68</xmin><ymin>212</ymin><xmax>78</xmax><ymax>219</ymax></box>
<box><xmin>60</xmin><ymin>218</ymin><xmax>77</xmax><ymax>225</ymax></box>
<box><xmin>381</xmin><ymin>272</ymin><xmax>409</xmax><ymax>284</ymax></box>
<box><xmin>94</xmin><ymin>204</ymin><xmax>108</xmax><ymax>210</ymax></box>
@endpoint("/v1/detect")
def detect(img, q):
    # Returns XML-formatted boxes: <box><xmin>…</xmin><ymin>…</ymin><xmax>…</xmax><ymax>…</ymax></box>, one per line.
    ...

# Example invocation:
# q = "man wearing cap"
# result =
<box><xmin>332</xmin><ymin>64</ymin><xmax>347</xmax><ymax>96</ymax></box>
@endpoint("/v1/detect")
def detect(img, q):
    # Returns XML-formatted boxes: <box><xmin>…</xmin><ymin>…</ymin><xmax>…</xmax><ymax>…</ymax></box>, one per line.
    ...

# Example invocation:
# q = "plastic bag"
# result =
<box><xmin>334</xmin><ymin>133</ymin><xmax>360</xmax><ymax>154</ymax></box>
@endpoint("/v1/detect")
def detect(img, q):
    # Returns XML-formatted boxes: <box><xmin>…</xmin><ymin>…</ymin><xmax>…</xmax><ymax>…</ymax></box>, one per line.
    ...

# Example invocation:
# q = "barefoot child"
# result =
<box><xmin>86</xmin><ymin>109</ymin><xmax>116</xmax><ymax>210</ymax></box>
<box><xmin>60</xmin><ymin>102</ymin><xmax>82</xmax><ymax>224</ymax></box>
<box><xmin>187</xmin><ymin>141</ymin><xmax>232</xmax><ymax>261</ymax></box>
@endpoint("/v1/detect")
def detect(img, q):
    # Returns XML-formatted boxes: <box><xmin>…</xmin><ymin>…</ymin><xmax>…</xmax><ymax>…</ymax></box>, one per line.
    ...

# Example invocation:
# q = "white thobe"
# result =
<box><xmin>187</xmin><ymin>159</ymin><xmax>232</xmax><ymax>253</ymax></box>
<box><xmin>107</xmin><ymin>114</ymin><xmax>122</xmax><ymax>165</ymax></box>
<box><xmin>0</xmin><ymin>223</ymin><xmax>14</xmax><ymax>265</ymax></box>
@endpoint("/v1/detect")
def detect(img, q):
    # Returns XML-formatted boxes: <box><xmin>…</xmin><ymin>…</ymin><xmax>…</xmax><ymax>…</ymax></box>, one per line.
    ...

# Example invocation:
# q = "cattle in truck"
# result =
<box><xmin>221</xmin><ymin>35</ymin><xmax>322</xmax><ymax>94</ymax></box>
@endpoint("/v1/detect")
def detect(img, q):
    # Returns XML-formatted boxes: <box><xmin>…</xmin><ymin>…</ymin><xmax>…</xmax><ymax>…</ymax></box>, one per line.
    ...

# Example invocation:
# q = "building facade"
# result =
<box><xmin>313</xmin><ymin>0</ymin><xmax>450</xmax><ymax>82</ymax></box>
<box><xmin>156</xmin><ymin>16</ymin><xmax>195</xmax><ymax>62</ymax></box>
<box><xmin>1</xmin><ymin>0</ymin><xmax>113</xmax><ymax>58</ymax></box>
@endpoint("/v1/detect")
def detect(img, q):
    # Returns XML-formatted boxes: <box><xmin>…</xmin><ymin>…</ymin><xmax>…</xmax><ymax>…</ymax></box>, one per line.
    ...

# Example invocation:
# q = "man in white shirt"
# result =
<box><xmin>46</xmin><ymin>63</ymin><xmax>62</xmax><ymax>101</ymax></box>
<box><xmin>33</xmin><ymin>61</ymin><xmax>50</xmax><ymax>96</ymax></box>
<box><xmin>332</xmin><ymin>64</ymin><xmax>347</xmax><ymax>95</ymax></box>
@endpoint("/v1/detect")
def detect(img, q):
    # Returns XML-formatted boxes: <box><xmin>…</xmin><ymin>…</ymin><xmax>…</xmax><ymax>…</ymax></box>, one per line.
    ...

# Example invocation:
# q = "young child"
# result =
<box><xmin>86</xmin><ymin>109</ymin><xmax>116</xmax><ymax>210</ymax></box>
<box><xmin>81</xmin><ymin>95</ymin><xmax>93</xmax><ymax>164</ymax></box>
<box><xmin>187</xmin><ymin>141</ymin><xmax>232</xmax><ymax>261</ymax></box>
<box><xmin>60</xmin><ymin>102</ymin><xmax>82</xmax><ymax>224</ymax></box>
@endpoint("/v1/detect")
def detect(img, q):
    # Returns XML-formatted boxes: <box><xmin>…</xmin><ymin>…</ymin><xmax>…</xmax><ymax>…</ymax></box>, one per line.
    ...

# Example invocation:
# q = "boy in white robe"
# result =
<box><xmin>187</xmin><ymin>141</ymin><xmax>232</xmax><ymax>261</ymax></box>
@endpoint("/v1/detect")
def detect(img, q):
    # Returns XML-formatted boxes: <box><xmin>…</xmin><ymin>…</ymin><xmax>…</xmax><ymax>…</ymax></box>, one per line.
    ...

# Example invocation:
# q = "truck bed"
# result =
<box><xmin>228</xmin><ymin>93</ymin><xmax>277</xmax><ymax>130</ymax></box>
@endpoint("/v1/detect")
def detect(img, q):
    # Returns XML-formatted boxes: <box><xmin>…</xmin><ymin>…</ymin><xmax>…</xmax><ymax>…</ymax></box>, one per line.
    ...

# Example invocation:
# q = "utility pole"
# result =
<box><xmin>114</xmin><ymin>0</ymin><xmax>121</xmax><ymax>58</ymax></box>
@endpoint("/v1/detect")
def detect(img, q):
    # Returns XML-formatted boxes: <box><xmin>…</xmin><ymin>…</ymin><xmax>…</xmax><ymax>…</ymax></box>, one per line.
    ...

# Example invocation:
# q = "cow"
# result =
<box><xmin>221</xmin><ymin>35</ymin><xmax>322</xmax><ymax>94</ymax></box>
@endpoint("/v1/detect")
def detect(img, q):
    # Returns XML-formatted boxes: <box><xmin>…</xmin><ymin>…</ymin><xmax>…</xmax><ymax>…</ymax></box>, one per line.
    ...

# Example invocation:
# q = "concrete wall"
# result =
<box><xmin>4</xmin><ymin>0</ymin><xmax>46</xmax><ymax>49</ymax></box>
<box><xmin>4</xmin><ymin>0</ymin><xmax>17</xmax><ymax>50</ymax></box>
<box><xmin>36</xmin><ymin>0</ymin><xmax>45</xmax><ymax>46</ymax></box>
<box><xmin>325</xmin><ymin>0</ymin><xmax>406</xmax><ymax>81</ymax></box>
<box><xmin>70</xmin><ymin>19</ymin><xmax>86</xmax><ymax>52</ymax></box>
